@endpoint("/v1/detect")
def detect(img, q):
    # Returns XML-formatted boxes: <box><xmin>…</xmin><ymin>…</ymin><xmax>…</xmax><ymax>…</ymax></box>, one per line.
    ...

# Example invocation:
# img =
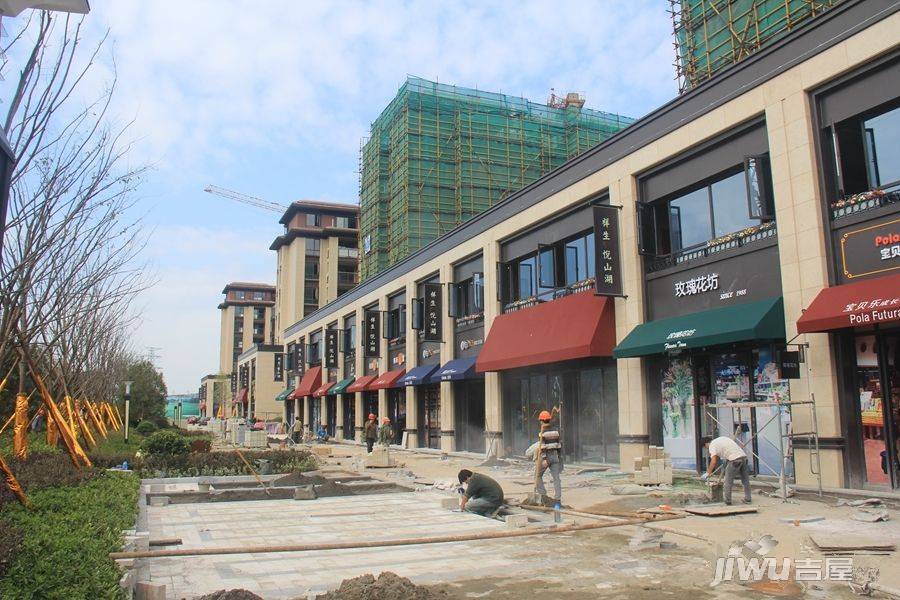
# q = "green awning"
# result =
<box><xmin>329</xmin><ymin>377</ymin><xmax>355</xmax><ymax>395</ymax></box>
<box><xmin>613</xmin><ymin>297</ymin><xmax>785</xmax><ymax>358</ymax></box>
<box><xmin>275</xmin><ymin>388</ymin><xmax>292</xmax><ymax>402</ymax></box>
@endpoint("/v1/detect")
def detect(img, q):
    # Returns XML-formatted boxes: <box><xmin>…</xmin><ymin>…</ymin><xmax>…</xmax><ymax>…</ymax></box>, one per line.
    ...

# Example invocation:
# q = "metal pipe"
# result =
<box><xmin>110</xmin><ymin>514</ymin><xmax>681</xmax><ymax>560</ymax></box>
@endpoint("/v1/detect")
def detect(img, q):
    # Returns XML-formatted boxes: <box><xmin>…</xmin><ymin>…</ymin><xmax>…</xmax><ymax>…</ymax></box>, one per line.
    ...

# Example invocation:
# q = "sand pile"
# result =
<box><xmin>318</xmin><ymin>572</ymin><xmax>450</xmax><ymax>600</ymax></box>
<box><xmin>195</xmin><ymin>590</ymin><xmax>264</xmax><ymax>600</ymax></box>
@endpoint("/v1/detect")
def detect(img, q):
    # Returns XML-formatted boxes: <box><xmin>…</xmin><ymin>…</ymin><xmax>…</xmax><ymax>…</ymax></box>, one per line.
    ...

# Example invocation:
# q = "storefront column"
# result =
<box><xmin>335</xmin><ymin>356</ymin><xmax>345</xmax><ymax>440</ymax></box>
<box><xmin>440</xmin><ymin>263</ymin><xmax>456</xmax><ymax>452</ymax></box>
<box><xmin>319</xmin><ymin>397</ymin><xmax>327</xmax><ymax>432</ymax></box>
<box><xmin>482</xmin><ymin>240</ymin><xmax>503</xmax><ymax>457</ymax></box>
<box><xmin>378</xmin><ymin>295</ymin><xmax>388</xmax><ymax>422</ymax></box>
<box><xmin>765</xmin><ymin>94</ymin><xmax>844</xmax><ymax>488</ymax></box>
<box><xmin>612</xmin><ymin>176</ymin><xmax>650</xmax><ymax>470</ymax></box>
<box><xmin>303</xmin><ymin>396</ymin><xmax>310</xmax><ymax>431</ymax></box>
<box><xmin>354</xmin><ymin>306</ymin><xmax>365</xmax><ymax>443</ymax></box>
<box><xmin>404</xmin><ymin>280</ymin><xmax>419</xmax><ymax>448</ymax></box>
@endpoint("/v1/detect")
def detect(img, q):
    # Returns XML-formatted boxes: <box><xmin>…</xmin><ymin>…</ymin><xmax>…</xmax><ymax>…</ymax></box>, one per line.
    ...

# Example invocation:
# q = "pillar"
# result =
<box><xmin>482</xmin><ymin>240</ymin><xmax>503</xmax><ymax>457</ymax></box>
<box><xmin>303</xmin><ymin>396</ymin><xmax>310</xmax><ymax>431</ymax></box>
<box><xmin>354</xmin><ymin>306</ymin><xmax>365</xmax><ymax>443</ymax></box>
<box><xmin>612</xmin><ymin>174</ymin><xmax>651</xmax><ymax>471</ymax></box>
<box><xmin>765</xmin><ymin>91</ymin><xmax>843</xmax><ymax>488</ymax></box>
<box><xmin>319</xmin><ymin>396</ymin><xmax>327</xmax><ymax>431</ymax></box>
<box><xmin>377</xmin><ymin>295</ymin><xmax>389</xmax><ymax>422</ymax></box>
<box><xmin>404</xmin><ymin>280</ymin><xmax>418</xmax><ymax>448</ymax></box>
<box><xmin>335</xmin><ymin>348</ymin><xmax>345</xmax><ymax>439</ymax></box>
<box><xmin>439</xmin><ymin>263</ymin><xmax>456</xmax><ymax>452</ymax></box>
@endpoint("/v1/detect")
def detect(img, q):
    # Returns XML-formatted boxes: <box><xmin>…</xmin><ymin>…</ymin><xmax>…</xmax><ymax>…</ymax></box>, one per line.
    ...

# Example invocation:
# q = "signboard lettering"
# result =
<box><xmin>296</xmin><ymin>341</ymin><xmax>304</xmax><ymax>375</ymax></box>
<box><xmin>274</xmin><ymin>352</ymin><xmax>284</xmax><ymax>382</ymax></box>
<box><xmin>674</xmin><ymin>273</ymin><xmax>719</xmax><ymax>297</ymax></box>
<box><xmin>325</xmin><ymin>329</ymin><xmax>339</xmax><ymax>369</ymax></box>
<box><xmin>593</xmin><ymin>205</ymin><xmax>623</xmax><ymax>297</ymax></box>
<box><xmin>776</xmin><ymin>350</ymin><xmax>801</xmax><ymax>380</ymax></box>
<box><xmin>423</xmin><ymin>283</ymin><xmax>442</xmax><ymax>342</ymax></box>
<box><xmin>838</xmin><ymin>217</ymin><xmax>900</xmax><ymax>282</ymax></box>
<box><xmin>364</xmin><ymin>310</ymin><xmax>380</xmax><ymax>357</ymax></box>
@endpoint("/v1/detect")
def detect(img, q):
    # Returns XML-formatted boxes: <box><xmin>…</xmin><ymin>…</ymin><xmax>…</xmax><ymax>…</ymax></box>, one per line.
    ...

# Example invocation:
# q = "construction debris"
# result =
<box><xmin>316</xmin><ymin>571</ymin><xmax>450</xmax><ymax>600</ymax></box>
<box><xmin>196</xmin><ymin>590</ymin><xmax>264</xmax><ymax>600</ymax></box>
<box><xmin>629</xmin><ymin>527</ymin><xmax>665</xmax><ymax>550</ymax></box>
<box><xmin>633</xmin><ymin>446</ymin><xmax>673</xmax><ymax>485</ymax></box>
<box><xmin>851</xmin><ymin>509</ymin><xmax>890</xmax><ymax>523</ymax></box>
<box><xmin>809</xmin><ymin>534</ymin><xmax>896</xmax><ymax>554</ymax></box>
<box><xmin>838</xmin><ymin>497</ymin><xmax>884</xmax><ymax>508</ymax></box>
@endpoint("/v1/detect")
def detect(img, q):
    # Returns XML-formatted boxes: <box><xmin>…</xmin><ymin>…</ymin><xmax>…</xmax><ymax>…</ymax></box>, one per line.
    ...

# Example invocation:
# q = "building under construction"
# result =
<box><xmin>670</xmin><ymin>0</ymin><xmax>843</xmax><ymax>92</ymax></box>
<box><xmin>358</xmin><ymin>77</ymin><xmax>634</xmax><ymax>281</ymax></box>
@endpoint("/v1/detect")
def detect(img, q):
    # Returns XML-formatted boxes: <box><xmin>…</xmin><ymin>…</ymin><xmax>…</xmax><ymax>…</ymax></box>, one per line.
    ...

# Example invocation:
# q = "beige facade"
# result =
<box><xmin>237</xmin><ymin>345</ymin><xmax>286</xmax><ymax>421</ymax></box>
<box><xmin>217</xmin><ymin>282</ymin><xmax>276</xmax><ymax>376</ymax></box>
<box><xmin>199</xmin><ymin>374</ymin><xmax>230</xmax><ymax>418</ymax></box>
<box><xmin>271</xmin><ymin>201</ymin><xmax>358</xmax><ymax>342</ymax></box>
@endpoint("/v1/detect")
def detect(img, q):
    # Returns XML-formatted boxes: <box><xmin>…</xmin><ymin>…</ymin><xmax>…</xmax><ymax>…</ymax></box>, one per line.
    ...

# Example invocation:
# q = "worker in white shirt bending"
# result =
<box><xmin>701</xmin><ymin>436</ymin><xmax>752</xmax><ymax>505</ymax></box>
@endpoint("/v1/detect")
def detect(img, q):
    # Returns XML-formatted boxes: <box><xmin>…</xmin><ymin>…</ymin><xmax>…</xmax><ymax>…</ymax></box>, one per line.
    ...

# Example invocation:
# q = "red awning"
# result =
<box><xmin>476</xmin><ymin>291</ymin><xmax>616</xmax><ymax>372</ymax></box>
<box><xmin>313</xmin><ymin>380</ymin><xmax>336</xmax><ymax>398</ymax></box>
<box><xmin>290</xmin><ymin>366</ymin><xmax>322</xmax><ymax>399</ymax></box>
<box><xmin>370</xmin><ymin>368</ymin><xmax>406</xmax><ymax>390</ymax></box>
<box><xmin>235</xmin><ymin>387</ymin><xmax>248</xmax><ymax>404</ymax></box>
<box><xmin>797</xmin><ymin>273</ymin><xmax>900</xmax><ymax>333</ymax></box>
<box><xmin>346</xmin><ymin>374</ymin><xmax>378</xmax><ymax>394</ymax></box>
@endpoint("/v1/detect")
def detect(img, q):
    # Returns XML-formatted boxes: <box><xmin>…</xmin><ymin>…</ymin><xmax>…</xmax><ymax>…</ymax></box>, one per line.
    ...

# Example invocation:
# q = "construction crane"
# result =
<box><xmin>204</xmin><ymin>184</ymin><xmax>288</xmax><ymax>214</ymax></box>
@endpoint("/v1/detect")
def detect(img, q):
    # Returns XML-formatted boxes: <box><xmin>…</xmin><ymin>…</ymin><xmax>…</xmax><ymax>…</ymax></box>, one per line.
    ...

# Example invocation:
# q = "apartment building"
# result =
<box><xmin>279</xmin><ymin>1</ymin><xmax>900</xmax><ymax>492</ymax></box>
<box><xmin>270</xmin><ymin>201</ymin><xmax>359</xmax><ymax>342</ymax></box>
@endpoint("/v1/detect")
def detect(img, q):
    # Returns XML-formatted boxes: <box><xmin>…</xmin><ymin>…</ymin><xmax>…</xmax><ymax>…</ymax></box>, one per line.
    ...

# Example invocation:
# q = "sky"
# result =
<box><xmin>20</xmin><ymin>1</ymin><xmax>679</xmax><ymax>393</ymax></box>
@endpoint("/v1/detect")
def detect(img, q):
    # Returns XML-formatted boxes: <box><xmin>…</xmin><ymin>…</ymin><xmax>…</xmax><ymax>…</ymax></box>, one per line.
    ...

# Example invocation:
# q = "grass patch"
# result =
<box><xmin>0</xmin><ymin>471</ymin><xmax>139</xmax><ymax>599</ymax></box>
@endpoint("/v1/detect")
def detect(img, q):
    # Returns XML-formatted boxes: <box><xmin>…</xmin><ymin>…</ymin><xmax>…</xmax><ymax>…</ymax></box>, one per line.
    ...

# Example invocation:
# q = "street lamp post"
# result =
<box><xmin>123</xmin><ymin>381</ymin><xmax>133</xmax><ymax>444</ymax></box>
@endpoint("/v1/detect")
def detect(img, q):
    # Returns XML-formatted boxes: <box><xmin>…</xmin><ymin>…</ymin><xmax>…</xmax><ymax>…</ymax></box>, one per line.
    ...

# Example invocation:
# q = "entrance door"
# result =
<box><xmin>363</xmin><ymin>392</ymin><xmax>378</xmax><ymax>420</ymax></box>
<box><xmin>417</xmin><ymin>385</ymin><xmax>441</xmax><ymax>449</ymax></box>
<box><xmin>387</xmin><ymin>389</ymin><xmax>406</xmax><ymax>445</ymax></box>
<box><xmin>342</xmin><ymin>394</ymin><xmax>355</xmax><ymax>440</ymax></box>
<box><xmin>454</xmin><ymin>380</ymin><xmax>485</xmax><ymax>452</ymax></box>
<box><xmin>856</xmin><ymin>333</ymin><xmax>900</xmax><ymax>488</ymax></box>
<box><xmin>310</xmin><ymin>398</ymin><xmax>321</xmax><ymax>432</ymax></box>
<box><xmin>577</xmin><ymin>365</ymin><xmax>619</xmax><ymax>464</ymax></box>
<box><xmin>326</xmin><ymin>397</ymin><xmax>337</xmax><ymax>437</ymax></box>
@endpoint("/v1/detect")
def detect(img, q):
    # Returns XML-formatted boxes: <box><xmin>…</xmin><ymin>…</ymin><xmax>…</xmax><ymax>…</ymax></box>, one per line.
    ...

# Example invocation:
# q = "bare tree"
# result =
<box><xmin>0</xmin><ymin>11</ymin><xmax>153</xmax><ymax>425</ymax></box>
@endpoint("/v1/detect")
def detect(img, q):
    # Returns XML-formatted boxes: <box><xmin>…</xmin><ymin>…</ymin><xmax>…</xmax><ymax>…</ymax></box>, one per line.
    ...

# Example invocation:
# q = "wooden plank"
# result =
<box><xmin>684</xmin><ymin>505</ymin><xmax>758</xmax><ymax>517</ymax></box>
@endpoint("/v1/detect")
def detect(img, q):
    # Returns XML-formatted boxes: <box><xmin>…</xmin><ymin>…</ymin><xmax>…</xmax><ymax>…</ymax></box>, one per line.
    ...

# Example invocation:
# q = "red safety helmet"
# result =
<box><xmin>368</xmin><ymin>413</ymin><xmax>376</xmax><ymax>420</ymax></box>
<box><xmin>538</xmin><ymin>410</ymin><xmax>552</xmax><ymax>422</ymax></box>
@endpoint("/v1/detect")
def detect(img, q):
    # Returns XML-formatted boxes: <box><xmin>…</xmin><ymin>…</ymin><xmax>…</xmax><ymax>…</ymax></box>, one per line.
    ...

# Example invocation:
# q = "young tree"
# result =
<box><xmin>123</xmin><ymin>360</ymin><xmax>167</xmax><ymax>425</ymax></box>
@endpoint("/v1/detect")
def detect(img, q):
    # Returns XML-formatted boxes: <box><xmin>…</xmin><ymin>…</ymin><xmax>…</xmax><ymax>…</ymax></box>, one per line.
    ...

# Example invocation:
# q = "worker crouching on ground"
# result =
<box><xmin>364</xmin><ymin>413</ymin><xmax>377</xmax><ymax>453</ymax></box>
<box><xmin>316</xmin><ymin>423</ymin><xmax>329</xmax><ymax>443</ymax></box>
<box><xmin>378</xmin><ymin>417</ymin><xmax>393</xmax><ymax>447</ymax></box>
<box><xmin>458</xmin><ymin>469</ymin><xmax>504</xmax><ymax>516</ymax></box>
<box><xmin>702</xmin><ymin>435</ymin><xmax>752</xmax><ymax>505</ymax></box>
<box><xmin>536</xmin><ymin>410</ymin><xmax>563</xmax><ymax>504</ymax></box>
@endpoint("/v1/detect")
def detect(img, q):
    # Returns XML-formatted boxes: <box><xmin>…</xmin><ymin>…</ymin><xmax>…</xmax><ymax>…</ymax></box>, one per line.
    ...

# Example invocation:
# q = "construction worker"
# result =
<box><xmin>291</xmin><ymin>418</ymin><xmax>303</xmax><ymax>444</ymax></box>
<box><xmin>535</xmin><ymin>410</ymin><xmax>563</xmax><ymax>505</ymax></box>
<box><xmin>364</xmin><ymin>413</ymin><xmax>378</xmax><ymax>453</ymax></box>
<box><xmin>702</xmin><ymin>436</ymin><xmax>752</xmax><ymax>505</ymax></box>
<box><xmin>458</xmin><ymin>469</ymin><xmax>504</xmax><ymax>516</ymax></box>
<box><xmin>378</xmin><ymin>417</ymin><xmax>393</xmax><ymax>447</ymax></box>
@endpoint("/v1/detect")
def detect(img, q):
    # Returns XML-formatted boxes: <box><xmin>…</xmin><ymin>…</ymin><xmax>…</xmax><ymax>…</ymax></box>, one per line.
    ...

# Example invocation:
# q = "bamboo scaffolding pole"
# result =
<box><xmin>111</xmin><ymin>514</ymin><xmax>682</xmax><ymax>560</ymax></box>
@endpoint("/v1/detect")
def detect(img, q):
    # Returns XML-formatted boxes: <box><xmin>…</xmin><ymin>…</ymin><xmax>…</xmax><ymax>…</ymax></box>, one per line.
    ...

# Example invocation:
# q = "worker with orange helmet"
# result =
<box><xmin>535</xmin><ymin>409</ymin><xmax>563</xmax><ymax>504</ymax></box>
<box><xmin>378</xmin><ymin>416</ymin><xmax>393</xmax><ymax>447</ymax></box>
<box><xmin>364</xmin><ymin>413</ymin><xmax>378</xmax><ymax>453</ymax></box>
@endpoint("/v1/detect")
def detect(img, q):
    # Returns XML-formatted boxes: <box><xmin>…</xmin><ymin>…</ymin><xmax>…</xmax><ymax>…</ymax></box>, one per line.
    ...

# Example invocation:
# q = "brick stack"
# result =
<box><xmin>633</xmin><ymin>446</ymin><xmax>673</xmax><ymax>485</ymax></box>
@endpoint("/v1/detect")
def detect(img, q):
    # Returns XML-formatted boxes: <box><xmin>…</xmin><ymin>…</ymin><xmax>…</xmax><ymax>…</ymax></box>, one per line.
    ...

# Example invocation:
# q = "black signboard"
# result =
<box><xmin>274</xmin><ymin>353</ymin><xmax>284</xmax><ymax>382</ymax></box>
<box><xmin>364</xmin><ymin>310</ymin><xmax>380</xmax><ymax>357</ymax></box>
<box><xmin>325</xmin><ymin>329</ymin><xmax>339</xmax><ymax>369</ymax></box>
<box><xmin>230</xmin><ymin>372</ymin><xmax>237</xmax><ymax>394</ymax></box>
<box><xmin>423</xmin><ymin>282</ymin><xmax>442</xmax><ymax>342</ymax></box>
<box><xmin>295</xmin><ymin>341</ymin><xmax>304</xmax><ymax>375</ymax></box>
<box><xmin>239</xmin><ymin>364</ymin><xmax>248</xmax><ymax>388</ymax></box>
<box><xmin>834</xmin><ymin>215</ymin><xmax>900</xmax><ymax>283</ymax></box>
<box><xmin>593</xmin><ymin>205</ymin><xmax>624</xmax><ymax>297</ymax></box>
<box><xmin>777</xmin><ymin>350</ymin><xmax>801</xmax><ymax>380</ymax></box>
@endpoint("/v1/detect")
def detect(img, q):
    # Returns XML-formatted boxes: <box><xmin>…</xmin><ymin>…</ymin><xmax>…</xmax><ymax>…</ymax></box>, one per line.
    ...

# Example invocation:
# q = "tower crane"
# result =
<box><xmin>203</xmin><ymin>185</ymin><xmax>289</xmax><ymax>214</ymax></box>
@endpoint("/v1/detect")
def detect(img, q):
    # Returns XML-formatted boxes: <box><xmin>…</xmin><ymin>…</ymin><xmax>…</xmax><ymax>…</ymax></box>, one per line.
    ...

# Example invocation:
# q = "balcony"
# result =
<box><xmin>645</xmin><ymin>222</ymin><xmax>777</xmax><ymax>274</ymax></box>
<box><xmin>831</xmin><ymin>189</ymin><xmax>900</xmax><ymax>221</ymax></box>
<box><xmin>502</xmin><ymin>278</ymin><xmax>595</xmax><ymax>314</ymax></box>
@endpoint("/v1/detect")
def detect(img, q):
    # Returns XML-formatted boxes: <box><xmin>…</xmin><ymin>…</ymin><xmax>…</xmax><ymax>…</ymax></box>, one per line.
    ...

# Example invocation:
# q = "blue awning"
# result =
<box><xmin>399</xmin><ymin>364</ymin><xmax>440</xmax><ymax>386</ymax></box>
<box><xmin>432</xmin><ymin>358</ymin><xmax>481</xmax><ymax>382</ymax></box>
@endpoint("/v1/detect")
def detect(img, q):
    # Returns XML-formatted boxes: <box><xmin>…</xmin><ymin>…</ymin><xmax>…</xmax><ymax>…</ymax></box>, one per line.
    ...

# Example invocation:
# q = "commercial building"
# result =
<box><xmin>199</xmin><ymin>374</ymin><xmax>230</xmax><ymax>419</ymax></box>
<box><xmin>279</xmin><ymin>1</ymin><xmax>900</xmax><ymax>492</ymax></box>
<box><xmin>358</xmin><ymin>76</ymin><xmax>634</xmax><ymax>281</ymax></box>
<box><xmin>217</xmin><ymin>282</ymin><xmax>276</xmax><ymax>414</ymax></box>
<box><xmin>236</xmin><ymin>344</ymin><xmax>286</xmax><ymax>421</ymax></box>
<box><xmin>270</xmin><ymin>201</ymin><xmax>359</xmax><ymax>339</ymax></box>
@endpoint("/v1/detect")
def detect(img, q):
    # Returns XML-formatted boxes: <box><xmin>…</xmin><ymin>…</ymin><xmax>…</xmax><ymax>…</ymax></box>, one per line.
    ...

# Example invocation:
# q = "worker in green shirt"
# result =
<box><xmin>457</xmin><ymin>469</ymin><xmax>504</xmax><ymax>516</ymax></box>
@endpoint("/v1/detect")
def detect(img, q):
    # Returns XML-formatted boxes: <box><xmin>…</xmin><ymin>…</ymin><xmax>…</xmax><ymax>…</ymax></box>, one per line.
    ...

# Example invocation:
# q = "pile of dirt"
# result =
<box><xmin>195</xmin><ymin>589</ymin><xmax>263</xmax><ymax>600</ymax></box>
<box><xmin>272</xmin><ymin>471</ymin><xmax>329</xmax><ymax>487</ymax></box>
<box><xmin>318</xmin><ymin>572</ymin><xmax>451</xmax><ymax>600</ymax></box>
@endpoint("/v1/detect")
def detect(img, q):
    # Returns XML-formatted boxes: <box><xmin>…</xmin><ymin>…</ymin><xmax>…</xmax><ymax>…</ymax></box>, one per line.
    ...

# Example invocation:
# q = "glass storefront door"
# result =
<box><xmin>341</xmin><ymin>394</ymin><xmax>355</xmax><ymax>440</ymax></box>
<box><xmin>417</xmin><ymin>385</ymin><xmax>441</xmax><ymax>449</ymax></box>
<box><xmin>363</xmin><ymin>392</ymin><xmax>378</xmax><ymax>420</ymax></box>
<box><xmin>661</xmin><ymin>357</ymin><xmax>698</xmax><ymax>470</ymax></box>
<box><xmin>454</xmin><ymin>380</ymin><xmax>485</xmax><ymax>452</ymax></box>
<box><xmin>310</xmin><ymin>398</ymin><xmax>321</xmax><ymax>431</ymax></box>
<box><xmin>855</xmin><ymin>332</ymin><xmax>900</xmax><ymax>488</ymax></box>
<box><xmin>387</xmin><ymin>389</ymin><xmax>406</xmax><ymax>445</ymax></box>
<box><xmin>326</xmin><ymin>397</ymin><xmax>337</xmax><ymax>437</ymax></box>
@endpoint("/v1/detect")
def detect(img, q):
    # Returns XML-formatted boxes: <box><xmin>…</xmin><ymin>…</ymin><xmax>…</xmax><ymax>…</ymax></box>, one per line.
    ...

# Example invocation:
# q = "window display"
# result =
<box><xmin>661</xmin><ymin>358</ymin><xmax>696</xmax><ymax>469</ymax></box>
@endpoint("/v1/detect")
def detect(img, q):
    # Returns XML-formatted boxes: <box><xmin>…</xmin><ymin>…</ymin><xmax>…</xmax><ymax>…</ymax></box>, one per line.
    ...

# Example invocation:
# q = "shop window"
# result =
<box><xmin>386</xmin><ymin>306</ymin><xmax>406</xmax><ymax>341</ymax></box>
<box><xmin>564</xmin><ymin>232</ymin><xmax>595</xmax><ymax>286</ymax></box>
<box><xmin>829</xmin><ymin>102</ymin><xmax>900</xmax><ymax>203</ymax></box>
<box><xmin>450</xmin><ymin>275</ymin><xmax>484</xmax><ymax>319</ymax></box>
<box><xmin>661</xmin><ymin>358</ymin><xmax>697</xmax><ymax>470</ymax></box>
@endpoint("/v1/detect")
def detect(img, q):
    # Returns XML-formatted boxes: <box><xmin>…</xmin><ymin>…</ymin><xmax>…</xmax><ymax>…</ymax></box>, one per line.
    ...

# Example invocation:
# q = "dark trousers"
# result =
<box><xmin>724</xmin><ymin>457</ymin><xmax>751</xmax><ymax>503</ymax></box>
<box><xmin>366</xmin><ymin>438</ymin><xmax>375</xmax><ymax>453</ymax></box>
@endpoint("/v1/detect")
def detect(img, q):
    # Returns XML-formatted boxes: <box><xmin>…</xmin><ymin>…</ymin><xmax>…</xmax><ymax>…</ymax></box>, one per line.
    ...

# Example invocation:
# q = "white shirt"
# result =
<box><xmin>708</xmin><ymin>436</ymin><xmax>746</xmax><ymax>462</ymax></box>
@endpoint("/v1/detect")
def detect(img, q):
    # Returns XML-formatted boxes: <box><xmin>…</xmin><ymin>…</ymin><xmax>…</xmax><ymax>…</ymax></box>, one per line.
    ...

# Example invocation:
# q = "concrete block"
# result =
<box><xmin>365</xmin><ymin>446</ymin><xmax>393</xmax><ymax>468</ymax></box>
<box><xmin>148</xmin><ymin>496</ymin><xmax>169</xmax><ymax>507</ymax></box>
<box><xmin>135</xmin><ymin>581</ymin><xmax>166</xmax><ymax>600</ymax></box>
<box><xmin>632</xmin><ymin>457</ymin><xmax>643</xmax><ymax>472</ymax></box>
<box><xmin>197</xmin><ymin>482</ymin><xmax>211</xmax><ymax>492</ymax></box>
<box><xmin>312</xmin><ymin>446</ymin><xmax>333</xmax><ymax>457</ymax></box>
<box><xmin>440</xmin><ymin>497</ymin><xmax>460</xmax><ymax>510</ymax></box>
<box><xmin>293</xmin><ymin>485</ymin><xmax>318</xmax><ymax>500</ymax></box>
<box><xmin>505</xmin><ymin>514</ymin><xmax>528</xmax><ymax>528</ymax></box>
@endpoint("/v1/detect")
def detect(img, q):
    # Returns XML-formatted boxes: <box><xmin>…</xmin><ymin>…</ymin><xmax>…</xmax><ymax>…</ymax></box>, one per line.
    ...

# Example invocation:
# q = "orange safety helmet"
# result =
<box><xmin>368</xmin><ymin>413</ymin><xmax>376</xmax><ymax>420</ymax></box>
<box><xmin>382</xmin><ymin>417</ymin><xmax>391</xmax><ymax>424</ymax></box>
<box><xmin>538</xmin><ymin>410</ymin><xmax>552</xmax><ymax>422</ymax></box>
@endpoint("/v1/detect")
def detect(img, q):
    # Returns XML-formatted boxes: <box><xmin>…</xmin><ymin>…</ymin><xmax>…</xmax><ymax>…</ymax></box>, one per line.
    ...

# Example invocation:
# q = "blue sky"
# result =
<box><xmin>56</xmin><ymin>1</ymin><xmax>679</xmax><ymax>392</ymax></box>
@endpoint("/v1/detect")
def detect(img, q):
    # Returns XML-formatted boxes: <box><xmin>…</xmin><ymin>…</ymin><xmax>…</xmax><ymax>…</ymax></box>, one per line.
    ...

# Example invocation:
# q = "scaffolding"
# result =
<box><xmin>358</xmin><ymin>77</ymin><xmax>634</xmax><ymax>281</ymax></box>
<box><xmin>669</xmin><ymin>0</ymin><xmax>843</xmax><ymax>93</ymax></box>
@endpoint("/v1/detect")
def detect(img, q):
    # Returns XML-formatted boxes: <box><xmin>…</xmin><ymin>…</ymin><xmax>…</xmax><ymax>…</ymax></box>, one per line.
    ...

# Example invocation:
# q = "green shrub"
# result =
<box><xmin>89</xmin><ymin>448</ymin><xmax>317</xmax><ymax>478</ymax></box>
<box><xmin>0</xmin><ymin>472</ymin><xmax>139</xmax><ymax>599</ymax></box>
<box><xmin>135</xmin><ymin>420</ymin><xmax>157</xmax><ymax>435</ymax></box>
<box><xmin>140</xmin><ymin>430</ymin><xmax>190</xmax><ymax>457</ymax></box>
<box><xmin>0</xmin><ymin>453</ymin><xmax>100</xmax><ymax>505</ymax></box>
